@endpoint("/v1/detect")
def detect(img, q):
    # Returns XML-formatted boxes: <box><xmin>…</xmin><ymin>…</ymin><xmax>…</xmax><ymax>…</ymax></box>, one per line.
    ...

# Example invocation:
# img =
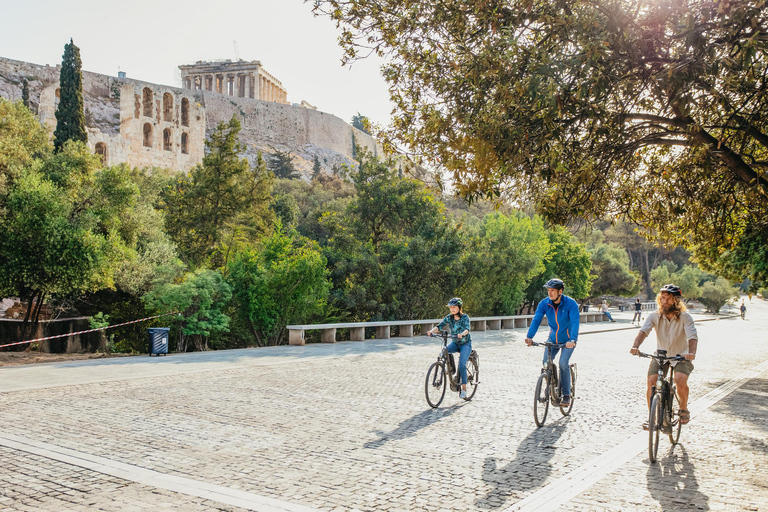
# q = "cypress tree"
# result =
<box><xmin>312</xmin><ymin>155</ymin><xmax>322</xmax><ymax>179</ymax></box>
<box><xmin>21</xmin><ymin>78</ymin><xmax>29</xmax><ymax>108</ymax></box>
<box><xmin>53</xmin><ymin>39</ymin><xmax>87</xmax><ymax>152</ymax></box>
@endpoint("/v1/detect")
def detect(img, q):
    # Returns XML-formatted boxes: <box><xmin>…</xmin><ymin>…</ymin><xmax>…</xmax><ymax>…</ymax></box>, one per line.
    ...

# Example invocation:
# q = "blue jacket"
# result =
<box><xmin>527</xmin><ymin>295</ymin><xmax>580</xmax><ymax>344</ymax></box>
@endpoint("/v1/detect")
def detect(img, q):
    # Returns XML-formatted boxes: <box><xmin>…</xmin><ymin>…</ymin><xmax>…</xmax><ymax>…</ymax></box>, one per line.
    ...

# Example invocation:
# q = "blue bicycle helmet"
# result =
<box><xmin>447</xmin><ymin>297</ymin><xmax>463</xmax><ymax>307</ymax></box>
<box><xmin>660</xmin><ymin>284</ymin><xmax>682</xmax><ymax>296</ymax></box>
<box><xmin>543</xmin><ymin>278</ymin><xmax>565</xmax><ymax>290</ymax></box>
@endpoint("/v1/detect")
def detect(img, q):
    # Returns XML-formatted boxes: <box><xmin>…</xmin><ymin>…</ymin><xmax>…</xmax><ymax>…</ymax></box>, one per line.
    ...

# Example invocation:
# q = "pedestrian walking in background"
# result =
<box><xmin>632</xmin><ymin>298</ymin><xmax>643</xmax><ymax>325</ymax></box>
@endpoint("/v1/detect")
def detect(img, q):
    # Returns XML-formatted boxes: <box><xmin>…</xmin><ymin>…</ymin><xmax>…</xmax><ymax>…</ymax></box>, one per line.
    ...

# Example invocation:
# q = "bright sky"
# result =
<box><xmin>0</xmin><ymin>0</ymin><xmax>392</xmax><ymax>126</ymax></box>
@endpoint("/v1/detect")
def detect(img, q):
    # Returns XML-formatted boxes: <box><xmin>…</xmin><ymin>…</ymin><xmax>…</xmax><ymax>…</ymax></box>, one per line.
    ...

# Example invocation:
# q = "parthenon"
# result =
<box><xmin>178</xmin><ymin>59</ymin><xmax>288</xmax><ymax>104</ymax></box>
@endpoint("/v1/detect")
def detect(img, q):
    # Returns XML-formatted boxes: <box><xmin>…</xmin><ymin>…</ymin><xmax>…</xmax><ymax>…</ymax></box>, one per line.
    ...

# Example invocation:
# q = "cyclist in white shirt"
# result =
<box><xmin>630</xmin><ymin>284</ymin><xmax>698</xmax><ymax>428</ymax></box>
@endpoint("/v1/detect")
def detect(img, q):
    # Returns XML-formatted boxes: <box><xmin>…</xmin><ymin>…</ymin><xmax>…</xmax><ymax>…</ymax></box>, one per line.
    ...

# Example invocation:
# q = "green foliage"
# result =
<box><xmin>460</xmin><ymin>212</ymin><xmax>549</xmax><ymax>315</ymax></box>
<box><xmin>698</xmin><ymin>277</ymin><xmax>739</xmax><ymax>314</ymax></box>
<box><xmin>21</xmin><ymin>79</ymin><xmax>29</xmax><ymax>108</ymax></box>
<box><xmin>227</xmin><ymin>227</ymin><xmax>330</xmax><ymax>345</ymax></box>
<box><xmin>53</xmin><ymin>39</ymin><xmax>87</xmax><ymax>152</ymax></box>
<box><xmin>321</xmin><ymin>150</ymin><xmax>463</xmax><ymax>320</ymax></box>
<box><xmin>143</xmin><ymin>269</ymin><xmax>232</xmax><ymax>352</ymax></box>
<box><xmin>524</xmin><ymin>226</ymin><xmax>593</xmax><ymax>306</ymax></box>
<box><xmin>270</xmin><ymin>190</ymin><xmax>300</xmax><ymax>229</ymax></box>
<box><xmin>312</xmin><ymin>155</ymin><xmax>322</xmax><ymax>179</ymax></box>
<box><xmin>0</xmin><ymin>98</ymin><xmax>50</xmax><ymax>187</ymax></box>
<box><xmin>268</xmin><ymin>149</ymin><xmax>300</xmax><ymax>179</ymax></box>
<box><xmin>162</xmin><ymin>116</ymin><xmax>274</xmax><ymax>268</ymax></box>
<box><xmin>314</xmin><ymin>0</ymin><xmax>768</xmax><ymax>282</ymax></box>
<box><xmin>588</xmin><ymin>241</ymin><xmax>641</xmax><ymax>298</ymax></box>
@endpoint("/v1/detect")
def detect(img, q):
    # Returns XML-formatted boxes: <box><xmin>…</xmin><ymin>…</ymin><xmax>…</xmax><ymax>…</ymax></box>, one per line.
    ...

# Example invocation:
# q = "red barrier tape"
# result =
<box><xmin>0</xmin><ymin>312</ymin><xmax>179</xmax><ymax>349</ymax></box>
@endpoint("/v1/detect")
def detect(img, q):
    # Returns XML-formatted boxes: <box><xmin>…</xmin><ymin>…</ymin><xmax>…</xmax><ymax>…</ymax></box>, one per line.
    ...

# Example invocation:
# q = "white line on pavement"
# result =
<box><xmin>0</xmin><ymin>433</ymin><xmax>321</xmax><ymax>512</ymax></box>
<box><xmin>503</xmin><ymin>358</ymin><xmax>768</xmax><ymax>512</ymax></box>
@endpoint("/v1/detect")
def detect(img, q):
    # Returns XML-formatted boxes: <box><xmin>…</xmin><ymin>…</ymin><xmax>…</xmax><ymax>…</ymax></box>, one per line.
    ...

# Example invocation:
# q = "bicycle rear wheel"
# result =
<box><xmin>649</xmin><ymin>394</ymin><xmax>662</xmax><ymax>462</ymax></box>
<box><xmin>534</xmin><ymin>372</ymin><xmax>549</xmax><ymax>427</ymax></box>
<box><xmin>669</xmin><ymin>387</ymin><xmax>682</xmax><ymax>445</ymax></box>
<box><xmin>464</xmin><ymin>353</ymin><xmax>479</xmax><ymax>401</ymax></box>
<box><xmin>425</xmin><ymin>362</ymin><xmax>446</xmax><ymax>408</ymax></box>
<box><xmin>559</xmin><ymin>365</ymin><xmax>576</xmax><ymax>416</ymax></box>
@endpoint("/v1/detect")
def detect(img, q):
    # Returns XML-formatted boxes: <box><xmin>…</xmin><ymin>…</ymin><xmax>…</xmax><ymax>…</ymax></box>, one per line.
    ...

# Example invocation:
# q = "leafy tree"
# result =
<box><xmin>698</xmin><ymin>277</ymin><xmax>739</xmax><ymax>314</ymax></box>
<box><xmin>162</xmin><ymin>116</ymin><xmax>274</xmax><ymax>267</ymax></box>
<box><xmin>21</xmin><ymin>79</ymin><xmax>29</xmax><ymax>108</ymax></box>
<box><xmin>268</xmin><ymin>149</ymin><xmax>300</xmax><ymax>179</ymax></box>
<box><xmin>312</xmin><ymin>155</ymin><xmax>322</xmax><ymax>179</ymax></box>
<box><xmin>351</xmin><ymin>112</ymin><xmax>371</xmax><ymax>134</ymax></box>
<box><xmin>143</xmin><ymin>269</ymin><xmax>232</xmax><ymax>352</ymax></box>
<box><xmin>460</xmin><ymin>212</ymin><xmax>550</xmax><ymax>315</ymax></box>
<box><xmin>523</xmin><ymin>225</ymin><xmax>592</xmax><ymax>310</ymax></box>
<box><xmin>53</xmin><ymin>39</ymin><xmax>87</xmax><ymax>152</ymax></box>
<box><xmin>0</xmin><ymin>98</ymin><xmax>49</xmax><ymax>187</ymax></box>
<box><xmin>589</xmin><ymin>242</ymin><xmax>641</xmax><ymax>298</ymax></box>
<box><xmin>228</xmin><ymin>227</ymin><xmax>330</xmax><ymax>345</ymax></box>
<box><xmin>321</xmin><ymin>150</ymin><xmax>463</xmax><ymax>320</ymax></box>
<box><xmin>0</xmin><ymin>147</ymin><xmax>114</xmax><ymax>333</ymax></box>
<box><xmin>270</xmin><ymin>191</ymin><xmax>300</xmax><ymax>229</ymax></box>
<box><xmin>314</xmin><ymin>0</ymin><xmax>768</xmax><ymax>283</ymax></box>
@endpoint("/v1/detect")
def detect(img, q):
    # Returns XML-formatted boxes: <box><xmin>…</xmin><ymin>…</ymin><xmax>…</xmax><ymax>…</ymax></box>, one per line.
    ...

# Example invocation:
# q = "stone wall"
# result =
<box><xmin>0</xmin><ymin>54</ymin><xmax>384</xmax><ymax>177</ymax></box>
<box><xmin>0</xmin><ymin>318</ymin><xmax>103</xmax><ymax>353</ymax></box>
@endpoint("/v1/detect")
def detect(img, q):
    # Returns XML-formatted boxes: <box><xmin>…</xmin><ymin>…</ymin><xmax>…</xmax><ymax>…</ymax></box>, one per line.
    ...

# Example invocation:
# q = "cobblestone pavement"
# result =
<box><xmin>0</xmin><ymin>300</ymin><xmax>766</xmax><ymax>511</ymax></box>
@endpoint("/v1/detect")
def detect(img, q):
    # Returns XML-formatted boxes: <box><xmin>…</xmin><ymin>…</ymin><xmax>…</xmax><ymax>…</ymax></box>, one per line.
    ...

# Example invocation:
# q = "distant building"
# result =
<box><xmin>178</xmin><ymin>60</ymin><xmax>288</xmax><ymax>104</ymax></box>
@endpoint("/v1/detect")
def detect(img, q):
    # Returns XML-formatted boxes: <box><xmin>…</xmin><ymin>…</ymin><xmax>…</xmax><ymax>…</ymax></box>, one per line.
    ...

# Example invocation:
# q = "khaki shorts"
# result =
<box><xmin>648</xmin><ymin>359</ymin><xmax>694</xmax><ymax>377</ymax></box>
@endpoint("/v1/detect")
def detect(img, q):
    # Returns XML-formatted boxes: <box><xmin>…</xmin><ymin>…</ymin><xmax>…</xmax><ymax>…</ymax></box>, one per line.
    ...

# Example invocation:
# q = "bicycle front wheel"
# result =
<box><xmin>669</xmin><ymin>388</ymin><xmax>682</xmax><ymax>445</ymax></box>
<box><xmin>649</xmin><ymin>394</ymin><xmax>662</xmax><ymax>463</ymax></box>
<box><xmin>464</xmin><ymin>354</ymin><xmax>479</xmax><ymax>401</ymax></box>
<box><xmin>534</xmin><ymin>372</ymin><xmax>549</xmax><ymax>427</ymax></box>
<box><xmin>425</xmin><ymin>362</ymin><xmax>446</xmax><ymax>408</ymax></box>
<box><xmin>560</xmin><ymin>365</ymin><xmax>576</xmax><ymax>416</ymax></box>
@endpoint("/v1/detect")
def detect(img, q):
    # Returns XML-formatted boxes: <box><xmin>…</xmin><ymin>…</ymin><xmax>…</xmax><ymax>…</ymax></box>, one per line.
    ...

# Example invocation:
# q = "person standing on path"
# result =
<box><xmin>740</xmin><ymin>301</ymin><xmax>747</xmax><ymax>319</ymax></box>
<box><xmin>630</xmin><ymin>284</ymin><xmax>698</xmax><ymax>428</ymax></box>
<box><xmin>632</xmin><ymin>298</ymin><xmax>643</xmax><ymax>325</ymax></box>
<box><xmin>525</xmin><ymin>278</ymin><xmax>580</xmax><ymax>407</ymax></box>
<box><xmin>601</xmin><ymin>300</ymin><xmax>616</xmax><ymax>322</ymax></box>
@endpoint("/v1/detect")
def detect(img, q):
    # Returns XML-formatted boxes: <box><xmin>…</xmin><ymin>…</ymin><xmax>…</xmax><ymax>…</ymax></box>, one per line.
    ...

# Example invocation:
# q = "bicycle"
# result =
<box><xmin>424</xmin><ymin>330</ymin><xmax>479</xmax><ymax>408</ymax></box>
<box><xmin>530</xmin><ymin>341</ymin><xmax>577</xmax><ymax>427</ymax></box>
<box><xmin>636</xmin><ymin>349</ymin><xmax>684</xmax><ymax>463</ymax></box>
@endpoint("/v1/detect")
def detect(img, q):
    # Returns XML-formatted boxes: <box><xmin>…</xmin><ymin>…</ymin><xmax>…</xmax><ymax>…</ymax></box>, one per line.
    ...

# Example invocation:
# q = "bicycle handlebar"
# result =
<box><xmin>529</xmin><ymin>341</ymin><xmax>564</xmax><ymax>348</ymax></box>
<box><xmin>636</xmin><ymin>351</ymin><xmax>685</xmax><ymax>362</ymax></box>
<box><xmin>426</xmin><ymin>330</ymin><xmax>458</xmax><ymax>343</ymax></box>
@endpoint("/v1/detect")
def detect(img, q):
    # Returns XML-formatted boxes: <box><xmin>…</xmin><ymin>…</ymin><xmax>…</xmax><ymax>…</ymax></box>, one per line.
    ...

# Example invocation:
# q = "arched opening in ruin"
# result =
<box><xmin>181</xmin><ymin>132</ymin><xmax>189</xmax><ymax>154</ymax></box>
<box><xmin>143</xmin><ymin>123</ymin><xmax>153</xmax><ymax>148</ymax></box>
<box><xmin>143</xmin><ymin>88</ymin><xmax>153</xmax><ymax>117</ymax></box>
<box><xmin>163</xmin><ymin>93</ymin><xmax>173</xmax><ymax>122</ymax></box>
<box><xmin>181</xmin><ymin>98</ymin><xmax>189</xmax><ymax>127</ymax></box>
<box><xmin>94</xmin><ymin>142</ymin><xmax>107</xmax><ymax>165</ymax></box>
<box><xmin>163</xmin><ymin>128</ymin><xmax>172</xmax><ymax>151</ymax></box>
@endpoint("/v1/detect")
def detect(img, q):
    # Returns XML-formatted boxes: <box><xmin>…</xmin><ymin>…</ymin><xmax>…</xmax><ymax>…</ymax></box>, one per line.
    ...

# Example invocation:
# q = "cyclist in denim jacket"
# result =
<box><xmin>525</xmin><ymin>278</ymin><xmax>580</xmax><ymax>407</ymax></box>
<box><xmin>428</xmin><ymin>298</ymin><xmax>472</xmax><ymax>399</ymax></box>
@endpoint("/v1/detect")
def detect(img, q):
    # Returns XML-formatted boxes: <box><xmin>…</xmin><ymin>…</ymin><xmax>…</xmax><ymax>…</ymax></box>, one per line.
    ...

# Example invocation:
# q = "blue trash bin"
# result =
<box><xmin>148</xmin><ymin>328</ymin><xmax>169</xmax><ymax>356</ymax></box>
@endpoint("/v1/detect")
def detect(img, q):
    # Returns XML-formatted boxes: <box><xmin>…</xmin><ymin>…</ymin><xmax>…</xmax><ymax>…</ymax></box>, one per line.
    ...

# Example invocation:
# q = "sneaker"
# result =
<box><xmin>459</xmin><ymin>390</ymin><xmax>467</xmax><ymax>399</ymax></box>
<box><xmin>561</xmin><ymin>395</ymin><xmax>571</xmax><ymax>407</ymax></box>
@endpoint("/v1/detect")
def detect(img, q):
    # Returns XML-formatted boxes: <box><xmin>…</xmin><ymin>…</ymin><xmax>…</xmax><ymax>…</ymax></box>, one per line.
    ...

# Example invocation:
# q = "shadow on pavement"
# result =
<box><xmin>363</xmin><ymin>403</ymin><xmax>463</xmax><ymax>449</ymax></box>
<box><xmin>724</xmin><ymin>377</ymin><xmax>768</xmax><ymax>434</ymax></box>
<box><xmin>647</xmin><ymin>444</ymin><xmax>709</xmax><ymax>511</ymax></box>
<box><xmin>475</xmin><ymin>419</ymin><xmax>569</xmax><ymax>509</ymax></box>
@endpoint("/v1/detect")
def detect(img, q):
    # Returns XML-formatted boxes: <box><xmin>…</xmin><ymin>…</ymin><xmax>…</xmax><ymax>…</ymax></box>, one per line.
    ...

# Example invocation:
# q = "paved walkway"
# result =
<box><xmin>0</xmin><ymin>301</ymin><xmax>765</xmax><ymax>511</ymax></box>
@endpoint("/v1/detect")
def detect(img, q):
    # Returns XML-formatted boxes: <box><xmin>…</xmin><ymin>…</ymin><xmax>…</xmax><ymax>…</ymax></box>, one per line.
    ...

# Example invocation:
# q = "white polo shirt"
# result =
<box><xmin>640</xmin><ymin>311</ymin><xmax>698</xmax><ymax>364</ymax></box>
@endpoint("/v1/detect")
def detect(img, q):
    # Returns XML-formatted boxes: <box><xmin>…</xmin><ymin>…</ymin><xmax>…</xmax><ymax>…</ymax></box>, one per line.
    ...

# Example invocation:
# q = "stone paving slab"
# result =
<box><xmin>0</xmin><ymin>300</ymin><xmax>764</xmax><ymax>511</ymax></box>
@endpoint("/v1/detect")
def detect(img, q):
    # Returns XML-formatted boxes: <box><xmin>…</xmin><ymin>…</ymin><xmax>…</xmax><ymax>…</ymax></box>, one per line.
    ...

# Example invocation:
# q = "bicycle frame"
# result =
<box><xmin>431</xmin><ymin>331</ymin><xmax>462</xmax><ymax>391</ymax></box>
<box><xmin>637</xmin><ymin>349</ymin><xmax>685</xmax><ymax>461</ymax></box>
<box><xmin>532</xmin><ymin>341</ymin><xmax>563</xmax><ymax>405</ymax></box>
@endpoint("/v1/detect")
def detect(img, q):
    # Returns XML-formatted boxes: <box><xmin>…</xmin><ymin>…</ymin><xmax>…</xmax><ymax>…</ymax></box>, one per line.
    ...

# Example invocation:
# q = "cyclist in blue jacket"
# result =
<box><xmin>525</xmin><ymin>278</ymin><xmax>580</xmax><ymax>407</ymax></box>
